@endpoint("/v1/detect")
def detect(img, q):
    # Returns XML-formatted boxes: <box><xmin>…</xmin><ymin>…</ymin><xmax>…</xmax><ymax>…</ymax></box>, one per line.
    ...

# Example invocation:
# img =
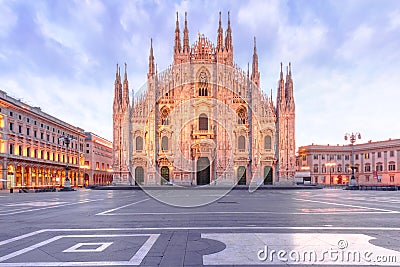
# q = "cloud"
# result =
<box><xmin>0</xmin><ymin>0</ymin><xmax>17</xmax><ymax>38</ymax></box>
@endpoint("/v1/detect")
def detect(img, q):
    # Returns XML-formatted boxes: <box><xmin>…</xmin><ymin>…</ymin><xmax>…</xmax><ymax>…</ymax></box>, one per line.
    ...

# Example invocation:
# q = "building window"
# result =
<box><xmin>365</xmin><ymin>153</ymin><xmax>369</xmax><ymax>159</ymax></box>
<box><xmin>102</xmin><ymin>163</ymin><xmax>105</xmax><ymax>170</ymax></box>
<box><xmin>390</xmin><ymin>176</ymin><xmax>395</xmax><ymax>182</ymax></box>
<box><xmin>313</xmin><ymin>154</ymin><xmax>318</xmax><ymax>160</ymax></box>
<box><xmin>27</xmin><ymin>147</ymin><xmax>30</xmax><ymax>157</ymax></box>
<box><xmin>86</xmin><ymin>150</ymin><xmax>89</xmax><ymax>154</ymax></box>
<box><xmin>199</xmin><ymin>113</ymin><xmax>208</xmax><ymax>130</ymax></box>
<box><xmin>238</xmin><ymin>135</ymin><xmax>245</xmax><ymax>150</ymax></box>
<box><xmin>321</xmin><ymin>166</ymin><xmax>326</xmax><ymax>173</ymax></box>
<box><xmin>27</xmin><ymin>128</ymin><xmax>30</xmax><ymax>136</ymax></box>
<box><xmin>366</xmin><ymin>175</ymin><xmax>370</xmax><ymax>182</ymax></box>
<box><xmin>302</xmin><ymin>155</ymin><xmax>306</xmax><ymax>161</ymax></box>
<box><xmin>9</xmin><ymin>111</ymin><xmax>13</xmax><ymax>117</ymax></box>
<box><xmin>388</xmin><ymin>162</ymin><xmax>396</xmax><ymax>171</ymax></box>
<box><xmin>47</xmin><ymin>134</ymin><xmax>50</xmax><ymax>141</ymax></box>
<box><xmin>355</xmin><ymin>154</ymin><xmax>359</xmax><ymax>160</ymax></box>
<box><xmin>18</xmin><ymin>145</ymin><xmax>22</xmax><ymax>156</ymax></box>
<box><xmin>337</xmin><ymin>155</ymin><xmax>341</xmax><ymax>160</ymax></box>
<box><xmin>34</xmin><ymin>130</ymin><xmax>37</xmax><ymax>138</ymax></box>
<box><xmin>41</xmin><ymin>150</ymin><xmax>44</xmax><ymax>159</ymax></box>
<box><xmin>34</xmin><ymin>149</ymin><xmax>37</xmax><ymax>158</ymax></box>
<box><xmin>161</xmin><ymin>108</ymin><xmax>169</xmax><ymax>125</ymax></box>
<box><xmin>161</xmin><ymin>136</ymin><xmax>168</xmax><ymax>151</ymax></box>
<box><xmin>40</xmin><ymin>132</ymin><xmax>44</xmax><ymax>139</ymax></box>
<box><xmin>264</xmin><ymin>135</ymin><xmax>272</xmax><ymax>150</ymax></box>
<box><xmin>376</xmin><ymin>163</ymin><xmax>383</xmax><ymax>172</ymax></box>
<box><xmin>365</xmin><ymin>165</ymin><xmax>371</xmax><ymax>172</ymax></box>
<box><xmin>377</xmin><ymin>152</ymin><xmax>381</xmax><ymax>158</ymax></box>
<box><xmin>18</xmin><ymin>125</ymin><xmax>22</xmax><ymax>133</ymax></box>
<box><xmin>329</xmin><ymin>154</ymin><xmax>334</xmax><ymax>160</ymax></box>
<box><xmin>86</xmin><ymin>144</ymin><xmax>89</xmax><ymax>147</ymax></box>
<box><xmin>345</xmin><ymin>155</ymin><xmax>349</xmax><ymax>160</ymax></box>
<box><xmin>237</xmin><ymin>107</ymin><xmax>247</xmax><ymax>124</ymax></box>
<box><xmin>313</xmin><ymin>165</ymin><xmax>318</xmax><ymax>173</ymax></box>
<box><xmin>345</xmin><ymin>164</ymin><xmax>350</xmax><ymax>173</ymax></box>
<box><xmin>136</xmin><ymin>136</ymin><xmax>143</xmax><ymax>151</ymax></box>
<box><xmin>337</xmin><ymin>165</ymin><xmax>342</xmax><ymax>173</ymax></box>
<box><xmin>355</xmin><ymin>164</ymin><xmax>360</xmax><ymax>172</ymax></box>
<box><xmin>390</xmin><ymin>151</ymin><xmax>395</xmax><ymax>157</ymax></box>
<box><xmin>9</xmin><ymin>122</ymin><xmax>13</xmax><ymax>131</ymax></box>
<box><xmin>47</xmin><ymin>152</ymin><xmax>50</xmax><ymax>160</ymax></box>
<box><xmin>9</xmin><ymin>144</ymin><xmax>14</xmax><ymax>154</ymax></box>
<box><xmin>96</xmin><ymin>162</ymin><xmax>99</xmax><ymax>170</ymax></box>
<box><xmin>198</xmin><ymin>71</ymin><xmax>208</xmax><ymax>96</ymax></box>
<box><xmin>321</xmin><ymin>154</ymin><xmax>325</xmax><ymax>160</ymax></box>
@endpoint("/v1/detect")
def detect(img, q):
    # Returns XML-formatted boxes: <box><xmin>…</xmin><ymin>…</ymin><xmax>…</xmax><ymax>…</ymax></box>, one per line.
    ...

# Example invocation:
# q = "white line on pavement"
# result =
<box><xmin>95</xmin><ymin>198</ymin><xmax>150</xmax><ymax>215</ymax></box>
<box><xmin>293</xmin><ymin>198</ymin><xmax>399</xmax><ymax>213</ymax></box>
<box><xmin>97</xmin><ymin>210</ymin><xmax>397</xmax><ymax>216</ymax></box>
<box><xmin>0</xmin><ymin>199</ymin><xmax>102</xmax><ymax>216</ymax></box>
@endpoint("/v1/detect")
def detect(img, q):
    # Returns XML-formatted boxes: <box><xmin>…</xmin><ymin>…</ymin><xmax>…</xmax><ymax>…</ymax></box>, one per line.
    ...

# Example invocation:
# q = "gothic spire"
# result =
<box><xmin>124</xmin><ymin>62</ymin><xmax>128</xmax><ymax>81</ymax></box>
<box><xmin>225</xmin><ymin>11</ymin><xmax>232</xmax><ymax>51</ymax></box>
<box><xmin>183</xmin><ymin>12</ymin><xmax>189</xmax><ymax>53</ymax></box>
<box><xmin>148</xmin><ymin>38</ymin><xmax>155</xmax><ymax>76</ymax></box>
<box><xmin>217</xmin><ymin>11</ymin><xmax>224</xmax><ymax>52</ymax></box>
<box><xmin>174</xmin><ymin>12</ymin><xmax>181</xmax><ymax>54</ymax></box>
<box><xmin>123</xmin><ymin>62</ymin><xmax>129</xmax><ymax>109</ymax></box>
<box><xmin>277</xmin><ymin>62</ymin><xmax>286</xmax><ymax>109</ymax></box>
<box><xmin>251</xmin><ymin>36</ymin><xmax>259</xmax><ymax>86</ymax></box>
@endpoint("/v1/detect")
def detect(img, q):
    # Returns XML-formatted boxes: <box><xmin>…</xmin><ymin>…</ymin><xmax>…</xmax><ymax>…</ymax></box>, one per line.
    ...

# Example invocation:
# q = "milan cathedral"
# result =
<box><xmin>112</xmin><ymin>12</ymin><xmax>296</xmax><ymax>186</ymax></box>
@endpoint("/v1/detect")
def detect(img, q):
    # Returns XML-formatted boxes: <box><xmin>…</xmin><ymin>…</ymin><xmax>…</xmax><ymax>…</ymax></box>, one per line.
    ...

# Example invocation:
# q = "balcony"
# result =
<box><xmin>192</xmin><ymin>129</ymin><xmax>214</xmax><ymax>139</ymax></box>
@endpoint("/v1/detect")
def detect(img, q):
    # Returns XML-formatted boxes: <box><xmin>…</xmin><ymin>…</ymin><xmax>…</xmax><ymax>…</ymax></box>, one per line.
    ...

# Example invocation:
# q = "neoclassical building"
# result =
<box><xmin>297</xmin><ymin>139</ymin><xmax>400</xmax><ymax>185</ymax></box>
<box><xmin>112</xmin><ymin>12</ymin><xmax>296</xmax><ymax>186</ymax></box>
<box><xmin>0</xmin><ymin>90</ymin><xmax>86</xmax><ymax>189</ymax></box>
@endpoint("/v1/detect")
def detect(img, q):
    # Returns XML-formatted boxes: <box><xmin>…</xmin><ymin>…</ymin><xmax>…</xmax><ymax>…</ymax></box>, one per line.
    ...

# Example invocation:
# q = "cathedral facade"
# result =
<box><xmin>112</xmin><ymin>12</ymin><xmax>296</xmax><ymax>186</ymax></box>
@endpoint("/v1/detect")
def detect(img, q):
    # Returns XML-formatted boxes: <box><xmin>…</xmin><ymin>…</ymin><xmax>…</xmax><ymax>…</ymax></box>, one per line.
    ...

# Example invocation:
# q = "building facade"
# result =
<box><xmin>0</xmin><ymin>90</ymin><xmax>86</xmax><ymax>189</ymax></box>
<box><xmin>113</xmin><ymin>12</ymin><xmax>296</xmax><ymax>186</ymax></box>
<box><xmin>83</xmin><ymin>132</ymin><xmax>113</xmax><ymax>186</ymax></box>
<box><xmin>297</xmin><ymin>139</ymin><xmax>400</xmax><ymax>185</ymax></box>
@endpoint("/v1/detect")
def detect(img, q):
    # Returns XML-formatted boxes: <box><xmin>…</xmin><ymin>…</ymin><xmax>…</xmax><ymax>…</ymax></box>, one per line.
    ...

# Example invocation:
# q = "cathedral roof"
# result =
<box><xmin>190</xmin><ymin>34</ymin><xmax>216</xmax><ymax>62</ymax></box>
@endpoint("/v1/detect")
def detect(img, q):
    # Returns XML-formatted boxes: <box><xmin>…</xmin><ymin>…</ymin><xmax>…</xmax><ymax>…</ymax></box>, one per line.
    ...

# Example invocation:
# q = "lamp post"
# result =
<box><xmin>325</xmin><ymin>162</ymin><xmax>336</xmax><ymax>186</ymax></box>
<box><xmin>344</xmin><ymin>132</ymin><xmax>361</xmax><ymax>186</ymax></box>
<box><xmin>59</xmin><ymin>135</ymin><xmax>76</xmax><ymax>190</ymax></box>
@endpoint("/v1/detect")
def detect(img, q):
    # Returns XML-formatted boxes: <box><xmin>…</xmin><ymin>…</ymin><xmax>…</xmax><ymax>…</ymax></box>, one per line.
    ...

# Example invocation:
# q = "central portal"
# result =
<box><xmin>196</xmin><ymin>157</ymin><xmax>210</xmax><ymax>185</ymax></box>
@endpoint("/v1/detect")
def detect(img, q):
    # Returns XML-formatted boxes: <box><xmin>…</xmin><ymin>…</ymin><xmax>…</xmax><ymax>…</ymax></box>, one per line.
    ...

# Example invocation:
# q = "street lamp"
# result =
<box><xmin>59</xmin><ymin>135</ymin><xmax>76</xmax><ymax>190</ymax></box>
<box><xmin>325</xmin><ymin>162</ymin><xmax>336</xmax><ymax>186</ymax></box>
<box><xmin>344</xmin><ymin>132</ymin><xmax>361</xmax><ymax>186</ymax></box>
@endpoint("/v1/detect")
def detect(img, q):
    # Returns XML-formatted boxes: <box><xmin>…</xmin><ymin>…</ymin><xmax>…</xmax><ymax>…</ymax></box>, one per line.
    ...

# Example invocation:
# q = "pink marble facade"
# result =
<box><xmin>112</xmin><ymin>12</ymin><xmax>296</xmax><ymax>186</ymax></box>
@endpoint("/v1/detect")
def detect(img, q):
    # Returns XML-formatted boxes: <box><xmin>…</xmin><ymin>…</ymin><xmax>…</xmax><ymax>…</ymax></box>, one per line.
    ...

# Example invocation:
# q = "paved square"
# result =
<box><xmin>0</xmin><ymin>188</ymin><xmax>400</xmax><ymax>266</ymax></box>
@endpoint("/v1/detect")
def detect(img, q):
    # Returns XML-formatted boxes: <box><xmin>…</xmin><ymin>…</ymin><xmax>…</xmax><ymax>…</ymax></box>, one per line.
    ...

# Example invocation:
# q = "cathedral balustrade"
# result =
<box><xmin>191</xmin><ymin>129</ymin><xmax>214</xmax><ymax>139</ymax></box>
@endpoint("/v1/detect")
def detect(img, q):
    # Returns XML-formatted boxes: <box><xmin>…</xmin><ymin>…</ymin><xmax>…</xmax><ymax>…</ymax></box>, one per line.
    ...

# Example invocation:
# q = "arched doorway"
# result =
<box><xmin>161</xmin><ymin>166</ymin><xmax>170</xmax><ymax>185</ymax></box>
<box><xmin>135</xmin><ymin>166</ymin><xmax>144</xmax><ymax>185</ymax></box>
<box><xmin>264</xmin><ymin>166</ymin><xmax>273</xmax><ymax>185</ymax></box>
<box><xmin>237</xmin><ymin>166</ymin><xmax>246</xmax><ymax>185</ymax></box>
<box><xmin>84</xmin><ymin>173</ymin><xmax>89</xmax><ymax>187</ymax></box>
<box><xmin>7</xmin><ymin>164</ymin><xmax>14</xmax><ymax>189</ymax></box>
<box><xmin>197</xmin><ymin>157</ymin><xmax>210</xmax><ymax>185</ymax></box>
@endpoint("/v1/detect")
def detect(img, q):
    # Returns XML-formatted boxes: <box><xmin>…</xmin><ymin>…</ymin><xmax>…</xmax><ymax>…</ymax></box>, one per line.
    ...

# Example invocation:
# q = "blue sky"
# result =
<box><xmin>1</xmin><ymin>0</ymin><xmax>399</xmax><ymax>149</ymax></box>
